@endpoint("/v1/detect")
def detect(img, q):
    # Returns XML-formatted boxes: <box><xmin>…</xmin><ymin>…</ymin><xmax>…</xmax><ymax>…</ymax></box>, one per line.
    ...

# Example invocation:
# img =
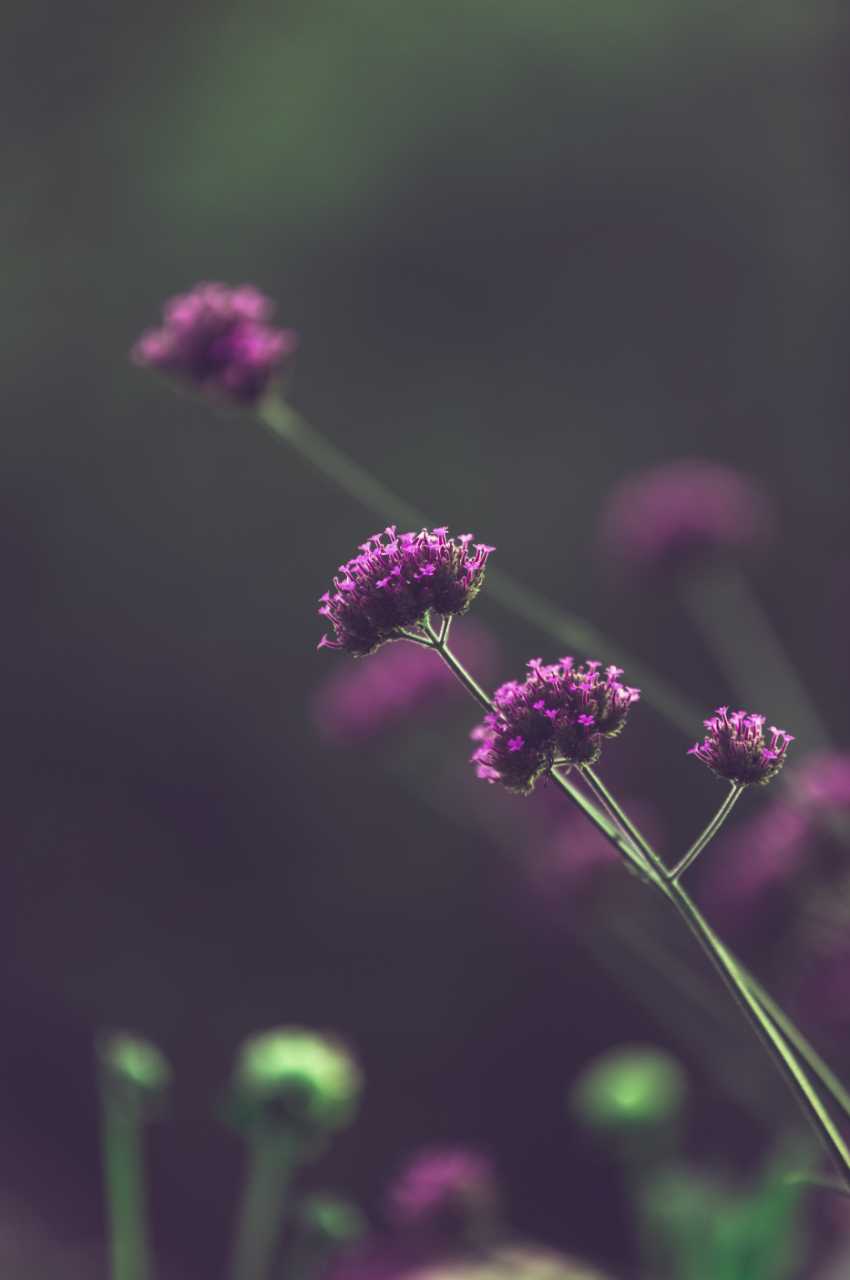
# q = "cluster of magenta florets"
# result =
<box><xmin>318</xmin><ymin>527</ymin><xmax>494</xmax><ymax>657</ymax></box>
<box><xmin>471</xmin><ymin>658</ymin><xmax>640</xmax><ymax>794</ymax></box>
<box><xmin>387</xmin><ymin>1147</ymin><xmax>498</xmax><ymax>1233</ymax></box>
<box><xmin>132</xmin><ymin>282</ymin><xmax>298</xmax><ymax>404</ymax></box>
<box><xmin>688</xmin><ymin>707</ymin><xmax>793</xmax><ymax>787</ymax></box>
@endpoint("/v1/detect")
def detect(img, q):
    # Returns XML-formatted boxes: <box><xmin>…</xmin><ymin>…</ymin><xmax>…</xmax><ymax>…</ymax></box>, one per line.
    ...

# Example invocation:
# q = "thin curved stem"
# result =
<box><xmin>667</xmin><ymin>784</ymin><xmax>743</xmax><ymax>881</ymax></box>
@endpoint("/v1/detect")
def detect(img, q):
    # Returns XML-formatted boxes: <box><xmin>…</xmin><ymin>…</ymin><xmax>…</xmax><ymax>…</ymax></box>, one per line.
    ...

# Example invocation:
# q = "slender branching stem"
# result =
<box><xmin>429</xmin><ymin>636</ymin><xmax>850</xmax><ymax>1189</ymax></box>
<box><xmin>100</xmin><ymin>1088</ymin><xmax>152</xmax><ymax>1280</ymax></box>
<box><xmin>667</xmin><ymin>784</ymin><xmax>744</xmax><ymax>881</ymax></box>
<box><xmin>228</xmin><ymin>1134</ymin><xmax>295</xmax><ymax>1280</ymax></box>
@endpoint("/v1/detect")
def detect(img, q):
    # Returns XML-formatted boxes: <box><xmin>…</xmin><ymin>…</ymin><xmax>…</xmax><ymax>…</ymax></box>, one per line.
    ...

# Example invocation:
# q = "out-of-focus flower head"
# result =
<box><xmin>791</xmin><ymin>939</ymin><xmax>850</xmax><ymax>1038</ymax></box>
<box><xmin>698</xmin><ymin>800</ymin><xmax>811</xmax><ymax>932</ymax></box>
<box><xmin>407</xmin><ymin>1246</ymin><xmax>612</xmax><ymax>1280</ymax></box>
<box><xmin>689</xmin><ymin>707</ymin><xmax>792</xmax><ymax>787</ymax></box>
<box><xmin>599</xmin><ymin>459</ymin><xmax>772</xmax><ymax>576</ymax></box>
<box><xmin>318</xmin><ymin>527</ymin><xmax>494</xmax><ymax>657</ymax></box>
<box><xmin>96</xmin><ymin>1030</ymin><xmax>171</xmax><ymax>1117</ymax></box>
<box><xmin>313</xmin><ymin>621</ymin><xmax>500</xmax><ymax>744</ymax></box>
<box><xmin>789</xmin><ymin>752</ymin><xmax>850</xmax><ymax>823</ymax></box>
<box><xmin>569</xmin><ymin>1044</ymin><xmax>687</xmax><ymax>1140</ymax></box>
<box><xmin>230</xmin><ymin>1026</ymin><xmax>361</xmax><ymax>1143</ymax></box>
<box><xmin>132</xmin><ymin>282</ymin><xmax>298</xmax><ymax>404</ymax></box>
<box><xmin>471</xmin><ymin>658</ymin><xmax>639</xmax><ymax>794</ymax></box>
<box><xmin>387</xmin><ymin>1147</ymin><xmax>500</xmax><ymax>1239</ymax></box>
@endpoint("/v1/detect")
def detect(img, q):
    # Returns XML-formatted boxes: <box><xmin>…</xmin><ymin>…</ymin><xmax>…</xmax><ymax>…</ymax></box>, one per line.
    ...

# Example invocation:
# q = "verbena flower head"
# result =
<box><xmin>313</xmin><ymin>621</ymin><xmax>499</xmax><ymax>744</ymax></box>
<box><xmin>387</xmin><ymin>1147</ymin><xmax>499</xmax><ymax>1236</ymax></box>
<box><xmin>132</xmin><ymin>282</ymin><xmax>298</xmax><ymax>404</ymax></box>
<box><xmin>318</xmin><ymin>527</ymin><xmax>494</xmax><ymax>657</ymax></box>
<box><xmin>600</xmin><ymin>459</ymin><xmax>772</xmax><ymax>576</ymax></box>
<box><xmin>689</xmin><ymin>707</ymin><xmax>793</xmax><ymax>786</ymax></box>
<box><xmin>231</xmin><ymin>1026</ymin><xmax>361</xmax><ymax>1140</ymax></box>
<box><xmin>472</xmin><ymin>658</ymin><xmax>640</xmax><ymax>794</ymax></box>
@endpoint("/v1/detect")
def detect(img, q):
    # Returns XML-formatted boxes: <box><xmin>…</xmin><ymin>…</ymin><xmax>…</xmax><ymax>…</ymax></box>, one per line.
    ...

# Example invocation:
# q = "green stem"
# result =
<box><xmin>228</xmin><ymin>1136</ymin><xmax>295</xmax><ymax>1280</ymax></box>
<box><xmin>667</xmin><ymin>785</ymin><xmax>744</xmax><ymax>882</ymax></box>
<box><xmin>256</xmin><ymin>395</ymin><xmax>699</xmax><ymax>733</ymax></box>
<box><xmin>100</xmin><ymin>1088</ymin><xmax>152</xmax><ymax>1280</ymax></box>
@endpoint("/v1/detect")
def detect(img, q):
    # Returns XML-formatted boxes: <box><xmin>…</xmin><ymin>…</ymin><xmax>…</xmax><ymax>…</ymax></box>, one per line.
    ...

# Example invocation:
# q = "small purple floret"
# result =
<box><xmin>132</xmin><ymin>282</ymin><xmax>298</xmax><ymax>404</ymax></box>
<box><xmin>600</xmin><ymin>459</ymin><xmax>772</xmax><ymax>575</ymax></box>
<box><xmin>471</xmin><ymin>658</ymin><xmax>640</xmax><ymax>794</ymax></box>
<box><xmin>387</xmin><ymin>1147</ymin><xmax>499</xmax><ymax>1236</ymax></box>
<box><xmin>689</xmin><ymin>706</ymin><xmax>793</xmax><ymax>786</ymax></box>
<box><xmin>318</xmin><ymin>527</ymin><xmax>494</xmax><ymax>658</ymax></box>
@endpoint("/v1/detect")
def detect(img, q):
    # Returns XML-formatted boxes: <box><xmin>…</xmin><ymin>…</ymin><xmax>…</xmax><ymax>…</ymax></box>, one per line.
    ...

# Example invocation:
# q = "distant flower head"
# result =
<box><xmin>699</xmin><ymin>800</ymin><xmax>810</xmax><ymax>932</ymax></box>
<box><xmin>789</xmin><ymin>752</ymin><xmax>850</xmax><ymax>818</ymax></box>
<box><xmin>689</xmin><ymin>707</ymin><xmax>792</xmax><ymax>787</ymax></box>
<box><xmin>132</xmin><ymin>282</ymin><xmax>298</xmax><ymax>404</ymax></box>
<box><xmin>318</xmin><ymin>527</ymin><xmax>494</xmax><ymax>657</ymax></box>
<box><xmin>472</xmin><ymin>658</ymin><xmax>640</xmax><ymax>794</ymax></box>
<box><xmin>387</xmin><ymin>1148</ymin><xmax>499</xmax><ymax>1238</ymax></box>
<box><xmin>313</xmin><ymin>622</ymin><xmax>500</xmax><ymax>744</ymax></box>
<box><xmin>600</xmin><ymin>459</ymin><xmax>772</xmax><ymax>576</ymax></box>
<box><xmin>230</xmin><ymin>1026</ymin><xmax>361</xmax><ymax>1141</ymax></box>
<box><xmin>96</xmin><ymin>1031</ymin><xmax>171</xmax><ymax>1117</ymax></box>
<box><xmin>408</xmin><ymin>1246</ymin><xmax>611</xmax><ymax>1280</ymax></box>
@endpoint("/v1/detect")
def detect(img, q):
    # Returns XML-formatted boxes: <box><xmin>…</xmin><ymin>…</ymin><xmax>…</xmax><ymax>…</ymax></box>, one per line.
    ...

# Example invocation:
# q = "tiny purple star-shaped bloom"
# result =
<box><xmin>689</xmin><ymin>706</ymin><xmax>793</xmax><ymax>786</ymax></box>
<box><xmin>318</xmin><ymin>527</ymin><xmax>494</xmax><ymax>657</ymax></box>
<box><xmin>132</xmin><ymin>282</ymin><xmax>298</xmax><ymax>405</ymax></box>
<box><xmin>471</xmin><ymin>657</ymin><xmax>640</xmax><ymax>795</ymax></box>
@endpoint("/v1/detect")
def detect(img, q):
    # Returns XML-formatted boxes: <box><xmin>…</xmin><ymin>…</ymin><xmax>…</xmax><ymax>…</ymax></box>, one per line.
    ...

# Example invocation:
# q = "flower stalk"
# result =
<box><xmin>667</xmin><ymin>784</ymin><xmax>744</xmax><ymax>881</ymax></box>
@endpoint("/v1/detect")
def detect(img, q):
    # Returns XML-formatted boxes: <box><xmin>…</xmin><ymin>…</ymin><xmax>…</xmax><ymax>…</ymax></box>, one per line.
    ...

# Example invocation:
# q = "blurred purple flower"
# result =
<box><xmin>313</xmin><ymin>621</ymin><xmax>499</xmax><ymax>744</ymax></box>
<box><xmin>689</xmin><ymin>707</ymin><xmax>792</xmax><ymax>787</ymax></box>
<box><xmin>792</xmin><ymin>940</ymin><xmax>850</xmax><ymax>1037</ymax></box>
<box><xmin>789</xmin><ymin>752</ymin><xmax>850</xmax><ymax>819</ymax></box>
<box><xmin>698</xmin><ymin>800</ymin><xmax>811</xmax><ymax>931</ymax></box>
<box><xmin>318</xmin><ymin>527</ymin><xmax>494</xmax><ymax>657</ymax></box>
<box><xmin>132</xmin><ymin>282</ymin><xmax>298</xmax><ymax>404</ymax></box>
<box><xmin>387</xmin><ymin>1147</ymin><xmax>499</xmax><ymax>1239</ymax></box>
<box><xmin>599</xmin><ymin>459</ymin><xmax>772</xmax><ymax>575</ymax></box>
<box><xmin>471</xmin><ymin>659</ymin><xmax>639</xmax><ymax>794</ymax></box>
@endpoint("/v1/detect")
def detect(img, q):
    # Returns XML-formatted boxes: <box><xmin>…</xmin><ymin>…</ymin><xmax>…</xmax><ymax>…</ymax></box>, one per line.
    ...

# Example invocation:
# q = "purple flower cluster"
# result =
<box><xmin>132</xmin><ymin>282</ymin><xmax>298</xmax><ymax>404</ymax></box>
<box><xmin>600</xmin><ymin>459</ymin><xmax>772</xmax><ymax>576</ymax></box>
<box><xmin>689</xmin><ymin>707</ymin><xmax>793</xmax><ymax>787</ymax></box>
<box><xmin>471</xmin><ymin>658</ymin><xmax>640</xmax><ymax>794</ymax></box>
<box><xmin>387</xmin><ymin>1147</ymin><xmax>499</xmax><ymax>1236</ymax></box>
<box><xmin>318</xmin><ymin>528</ymin><xmax>494</xmax><ymax>657</ymax></box>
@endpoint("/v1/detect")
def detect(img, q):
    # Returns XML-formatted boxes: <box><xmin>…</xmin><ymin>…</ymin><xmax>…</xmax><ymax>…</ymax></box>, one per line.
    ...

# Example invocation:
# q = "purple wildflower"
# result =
<box><xmin>689</xmin><ymin>707</ymin><xmax>793</xmax><ymax>786</ymax></box>
<box><xmin>387</xmin><ymin>1148</ymin><xmax>499</xmax><ymax>1238</ymax></box>
<box><xmin>600</xmin><ymin>459</ymin><xmax>772</xmax><ymax>575</ymax></box>
<box><xmin>318</xmin><ymin>528</ymin><xmax>494</xmax><ymax>657</ymax></box>
<box><xmin>312</xmin><ymin>622</ymin><xmax>500</xmax><ymax>744</ymax></box>
<box><xmin>132</xmin><ymin>282</ymin><xmax>298</xmax><ymax>404</ymax></box>
<box><xmin>471</xmin><ymin>658</ymin><xmax>640</xmax><ymax>794</ymax></box>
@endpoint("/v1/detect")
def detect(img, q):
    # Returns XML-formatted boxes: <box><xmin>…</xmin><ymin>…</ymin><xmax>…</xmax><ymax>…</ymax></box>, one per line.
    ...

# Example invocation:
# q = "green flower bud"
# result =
<box><xmin>569</xmin><ymin>1044</ymin><xmax>687</xmax><ymax>1138</ymax></box>
<box><xmin>295</xmin><ymin>1193</ymin><xmax>367</xmax><ymax>1247</ymax></box>
<box><xmin>96</xmin><ymin>1031</ymin><xmax>171</xmax><ymax>1116</ymax></box>
<box><xmin>230</xmin><ymin>1026</ymin><xmax>362</xmax><ymax>1142</ymax></box>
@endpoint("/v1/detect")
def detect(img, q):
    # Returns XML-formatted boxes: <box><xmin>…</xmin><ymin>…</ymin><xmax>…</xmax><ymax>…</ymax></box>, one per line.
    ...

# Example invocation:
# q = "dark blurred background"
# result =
<box><xmin>3</xmin><ymin>1</ymin><xmax>849</xmax><ymax>1275</ymax></box>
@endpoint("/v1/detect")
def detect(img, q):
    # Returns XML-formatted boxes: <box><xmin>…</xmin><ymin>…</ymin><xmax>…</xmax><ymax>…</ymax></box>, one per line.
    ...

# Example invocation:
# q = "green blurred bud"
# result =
<box><xmin>96</xmin><ymin>1030</ymin><xmax>171</xmax><ymax>1117</ymax></box>
<box><xmin>230</xmin><ymin>1026</ymin><xmax>362</xmax><ymax>1143</ymax></box>
<box><xmin>295</xmin><ymin>1193</ymin><xmax>367</xmax><ymax>1247</ymax></box>
<box><xmin>569</xmin><ymin>1044</ymin><xmax>687</xmax><ymax>1139</ymax></box>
